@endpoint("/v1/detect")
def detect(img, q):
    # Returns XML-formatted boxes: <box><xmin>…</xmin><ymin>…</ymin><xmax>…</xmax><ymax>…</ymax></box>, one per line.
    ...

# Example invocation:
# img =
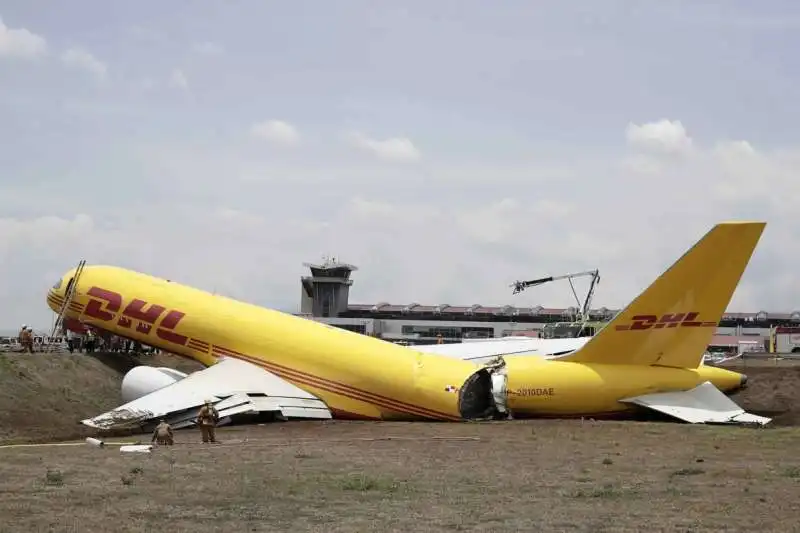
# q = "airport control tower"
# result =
<box><xmin>300</xmin><ymin>256</ymin><xmax>358</xmax><ymax>318</ymax></box>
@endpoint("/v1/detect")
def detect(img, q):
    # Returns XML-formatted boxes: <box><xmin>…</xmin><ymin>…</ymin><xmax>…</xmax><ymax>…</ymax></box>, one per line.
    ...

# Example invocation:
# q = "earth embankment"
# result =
<box><xmin>0</xmin><ymin>351</ymin><xmax>203</xmax><ymax>444</ymax></box>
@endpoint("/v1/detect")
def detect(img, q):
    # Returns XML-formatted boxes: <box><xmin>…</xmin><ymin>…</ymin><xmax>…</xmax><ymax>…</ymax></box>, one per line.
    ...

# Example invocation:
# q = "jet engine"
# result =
<box><xmin>121</xmin><ymin>366</ymin><xmax>189</xmax><ymax>403</ymax></box>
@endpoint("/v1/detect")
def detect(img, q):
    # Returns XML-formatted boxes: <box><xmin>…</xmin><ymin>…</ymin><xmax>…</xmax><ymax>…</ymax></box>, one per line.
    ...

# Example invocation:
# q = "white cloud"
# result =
<box><xmin>250</xmin><ymin>120</ymin><xmax>300</xmax><ymax>146</ymax></box>
<box><xmin>7</xmin><ymin>4</ymin><xmax>800</xmax><ymax>335</ymax></box>
<box><xmin>60</xmin><ymin>47</ymin><xmax>107</xmax><ymax>79</ymax></box>
<box><xmin>0</xmin><ymin>213</ymin><xmax>94</xmax><ymax>254</ymax></box>
<box><xmin>0</xmin><ymin>17</ymin><xmax>47</xmax><ymax>58</ymax></box>
<box><xmin>169</xmin><ymin>68</ymin><xmax>188</xmax><ymax>89</ymax></box>
<box><xmin>3</xmin><ymin>116</ymin><xmax>800</xmax><ymax>331</ymax></box>
<box><xmin>456</xmin><ymin>198</ymin><xmax>526</xmax><ymax>245</ymax></box>
<box><xmin>334</xmin><ymin>194</ymin><xmax>620</xmax><ymax>307</ymax></box>
<box><xmin>5</xmin><ymin>113</ymin><xmax>800</xmax><ymax>332</ymax></box>
<box><xmin>136</xmin><ymin>78</ymin><xmax>157</xmax><ymax>91</ymax></box>
<box><xmin>346</xmin><ymin>132</ymin><xmax>422</xmax><ymax>162</ymax></box>
<box><xmin>192</xmin><ymin>41</ymin><xmax>224</xmax><ymax>56</ymax></box>
<box><xmin>625</xmin><ymin>119</ymin><xmax>693</xmax><ymax>155</ymax></box>
<box><xmin>620</xmin><ymin>153</ymin><xmax>664</xmax><ymax>174</ymax></box>
<box><xmin>6</xmin><ymin>5</ymin><xmax>800</xmax><ymax>336</ymax></box>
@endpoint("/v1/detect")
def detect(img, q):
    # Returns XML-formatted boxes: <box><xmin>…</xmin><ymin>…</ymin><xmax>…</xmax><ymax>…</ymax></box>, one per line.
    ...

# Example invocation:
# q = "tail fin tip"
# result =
<box><xmin>560</xmin><ymin>221</ymin><xmax>765</xmax><ymax>368</ymax></box>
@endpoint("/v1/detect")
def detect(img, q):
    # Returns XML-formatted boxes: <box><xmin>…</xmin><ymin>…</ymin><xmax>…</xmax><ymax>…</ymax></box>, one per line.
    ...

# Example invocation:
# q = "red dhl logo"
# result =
<box><xmin>615</xmin><ymin>312</ymin><xmax>717</xmax><ymax>331</ymax></box>
<box><xmin>83</xmin><ymin>286</ymin><xmax>189</xmax><ymax>346</ymax></box>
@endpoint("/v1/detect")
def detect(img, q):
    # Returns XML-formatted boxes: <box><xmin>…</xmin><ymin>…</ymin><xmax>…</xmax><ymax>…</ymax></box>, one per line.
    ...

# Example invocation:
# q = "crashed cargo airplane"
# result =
<box><xmin>46</xmin><ymin>221</ymin><xmax>770</xmax><ymax>431</ymax></box>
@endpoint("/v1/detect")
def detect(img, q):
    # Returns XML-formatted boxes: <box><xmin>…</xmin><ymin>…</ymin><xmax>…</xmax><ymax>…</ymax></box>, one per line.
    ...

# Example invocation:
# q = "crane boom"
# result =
<box><xmin>510</xmin><ymin>269</ymin><xmax>601</xmax><ymax>336</ymax></box>
<box><xmin>511</xmin><ymin>269</ymin><xmax>599</xmax><ymax>295</ymax></box>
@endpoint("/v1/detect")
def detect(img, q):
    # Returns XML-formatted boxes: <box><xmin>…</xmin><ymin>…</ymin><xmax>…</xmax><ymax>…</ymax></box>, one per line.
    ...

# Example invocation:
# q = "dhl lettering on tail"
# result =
<box><xmin>559</xmin><ymin>222</ymin><xmax>765</xmax><ymax>368</ymax></box>
<box><xmin>614</xmin><ymin>312</ymin><xmax>717</xmax><ymax>331</ymax></box>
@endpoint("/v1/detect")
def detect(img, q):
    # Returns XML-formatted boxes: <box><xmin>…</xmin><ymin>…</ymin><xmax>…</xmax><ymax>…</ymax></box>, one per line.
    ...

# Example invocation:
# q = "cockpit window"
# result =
<box><xmin>52</xmin><ymin>279</ymin><xmax>62</xmax><ymax>290</ymax></box>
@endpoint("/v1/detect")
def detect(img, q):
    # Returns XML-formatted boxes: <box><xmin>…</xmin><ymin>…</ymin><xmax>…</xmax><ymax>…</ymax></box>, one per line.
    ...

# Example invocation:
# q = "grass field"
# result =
<box><xmin>1</xmin><ymin>420</ymin><xmax>799</xmax><ymax>532</ymax></box>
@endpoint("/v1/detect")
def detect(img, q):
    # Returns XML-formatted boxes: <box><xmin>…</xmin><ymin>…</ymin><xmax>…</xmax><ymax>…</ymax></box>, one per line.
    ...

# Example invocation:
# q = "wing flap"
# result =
<box><xmin>82</xmin><ymin>357</ymin><xmax>331</xmax><ymax>430</ymax></box>
<box><xmin>620</xmin><ymin>381</ymin><xmax>771</xmax><ymax>426</ymax></box>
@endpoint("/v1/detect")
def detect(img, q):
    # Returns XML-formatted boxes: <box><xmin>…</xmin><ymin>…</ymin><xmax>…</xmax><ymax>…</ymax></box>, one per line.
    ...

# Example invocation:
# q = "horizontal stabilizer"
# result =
<box><xmin>620</xmin><ymin>381</ymin><xmax>771</xmax><ymax>426</ymax></box>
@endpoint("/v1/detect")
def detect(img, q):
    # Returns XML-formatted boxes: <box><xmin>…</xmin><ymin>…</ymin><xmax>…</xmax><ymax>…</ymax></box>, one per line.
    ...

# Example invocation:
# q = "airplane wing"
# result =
<box><xmin>82</xmin><ymin>357</ymin><xmax>331</xmax><ymax>431</ymax></box>
<box><xmin>703</xmin><ymin>352</ymin><xmax>743</xmax><ymax>365</ymax></box>
<box><xmin>416</xmin><ymin>337</ymin><xmax>589</xmax><ymax>362</ymax></box>
<box><xmin>619</xmin><ymin>381</ymin><xmax>770</xmax><ymax>426</ymax></box>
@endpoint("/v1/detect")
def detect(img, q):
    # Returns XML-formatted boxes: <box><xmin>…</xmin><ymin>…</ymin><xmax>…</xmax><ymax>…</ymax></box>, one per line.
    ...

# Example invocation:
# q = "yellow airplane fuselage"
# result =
<box><xmin>502</xmin><ymin>356</ymin><xmax>744</xmax><ymax>418</ymax></box>
<box><xmin>47</xmin><ymin>258</ymin><xmax>748</xmax><ymax>423</ymax></box>
<box><xmin>47</xmin><ymin>265</ymin><xmax>491</xmax><ymax>422</ymax></box>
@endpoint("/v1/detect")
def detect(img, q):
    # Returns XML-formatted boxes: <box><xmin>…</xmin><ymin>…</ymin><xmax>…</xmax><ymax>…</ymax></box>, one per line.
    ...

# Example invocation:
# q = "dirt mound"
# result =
<box><xmin>726</xmin><ymin>364</ymin><xmax>800</xmax><ymax>425</ymax></box>
<box><xmin>0</xmin><ymin>351</ymin><xmax>203</xmax><ymax>444</ymax></box>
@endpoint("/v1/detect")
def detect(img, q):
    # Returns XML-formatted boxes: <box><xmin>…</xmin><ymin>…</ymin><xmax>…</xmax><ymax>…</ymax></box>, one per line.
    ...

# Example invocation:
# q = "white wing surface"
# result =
<box><xmin>416</xmin><ymin>337</ymin><xmax>589</xmax><ymax>362</ymax></box>
<box><xmin>620</xmin><ymin>381</ymin><xmax>770</xmax><ymax>426</ymax></box>
<box><xmin>82</xmin><ymin>357</ymin><xmax>331</xmax><ymax>430</ymax></box>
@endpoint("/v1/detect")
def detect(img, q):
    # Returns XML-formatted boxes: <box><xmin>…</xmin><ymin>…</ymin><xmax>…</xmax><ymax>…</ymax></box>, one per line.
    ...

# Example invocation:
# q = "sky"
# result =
<box><xmin>2</xmin><ymin>1</ymin><xmax>800</xmax><ymax>330</ymax></box>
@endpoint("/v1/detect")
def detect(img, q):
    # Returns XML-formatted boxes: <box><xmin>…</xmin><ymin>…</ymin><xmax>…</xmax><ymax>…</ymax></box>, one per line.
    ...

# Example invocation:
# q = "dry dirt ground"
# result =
<box><xmin>1</xmin><ymin>421</ymin><xmax>800</xmax><ymax>532</ymax></box>
<box><xmin>1</xmin><ymin>353</ymin><xmax>800</xmax><ymax>532</ymax></box>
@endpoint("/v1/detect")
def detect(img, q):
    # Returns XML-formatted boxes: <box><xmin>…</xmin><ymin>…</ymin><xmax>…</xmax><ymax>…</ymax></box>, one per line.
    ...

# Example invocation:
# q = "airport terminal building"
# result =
<box><xmin>295</xmin><ymin>258</ymin><xmax>800</xmax><ymax>353</ymax></box>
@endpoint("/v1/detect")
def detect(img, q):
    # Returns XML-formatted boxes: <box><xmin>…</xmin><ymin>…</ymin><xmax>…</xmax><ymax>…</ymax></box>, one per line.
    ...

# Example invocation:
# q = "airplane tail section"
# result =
<box><xmin>558</xmin><ymin>222</ymin><xmax>765</xmax><ymax>369</ymax></box>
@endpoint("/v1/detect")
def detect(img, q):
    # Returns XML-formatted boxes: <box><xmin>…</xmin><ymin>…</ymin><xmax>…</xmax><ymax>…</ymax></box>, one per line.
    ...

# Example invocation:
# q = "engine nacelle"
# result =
<box><xmin>121</xmin><ymin>366</ymin><xmax>189</xmax><ymax>403</ymax></box>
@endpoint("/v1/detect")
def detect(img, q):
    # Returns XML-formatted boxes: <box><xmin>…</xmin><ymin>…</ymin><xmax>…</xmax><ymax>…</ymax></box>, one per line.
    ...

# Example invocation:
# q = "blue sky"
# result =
<box><xmin>2</xmin><ymin>1</ymin><xmax>800</xmax><ymax>330</ymax></box>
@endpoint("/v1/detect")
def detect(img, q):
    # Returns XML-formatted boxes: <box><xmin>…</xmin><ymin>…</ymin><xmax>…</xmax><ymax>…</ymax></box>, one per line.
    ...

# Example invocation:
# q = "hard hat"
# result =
<box><xmin>22</xmin><ymin>324</ymin><xmax>26</xmax><ymax>328</ymax></box>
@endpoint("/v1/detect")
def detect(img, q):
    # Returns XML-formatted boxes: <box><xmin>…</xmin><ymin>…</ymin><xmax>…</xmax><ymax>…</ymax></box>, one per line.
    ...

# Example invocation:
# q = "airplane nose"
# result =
<box><xmin>740</xmin><ymin>374</ymin><xmax>748</xmax><ymax>388</ymax></box>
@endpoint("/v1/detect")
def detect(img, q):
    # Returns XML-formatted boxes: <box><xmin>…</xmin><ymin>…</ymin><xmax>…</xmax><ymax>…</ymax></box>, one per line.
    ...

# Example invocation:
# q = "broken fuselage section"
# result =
<box><xmin>457</xmin><ymin>356</ymin><xmax>510</xmax><ymax>420</ymax></box>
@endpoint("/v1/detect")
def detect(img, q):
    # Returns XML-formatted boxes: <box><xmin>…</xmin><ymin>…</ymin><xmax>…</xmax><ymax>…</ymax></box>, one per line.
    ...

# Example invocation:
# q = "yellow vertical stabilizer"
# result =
<box><xmin>559</xmin><ymin>221</ymin><xmax>765</xmax><ymax>369</ymax></box>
